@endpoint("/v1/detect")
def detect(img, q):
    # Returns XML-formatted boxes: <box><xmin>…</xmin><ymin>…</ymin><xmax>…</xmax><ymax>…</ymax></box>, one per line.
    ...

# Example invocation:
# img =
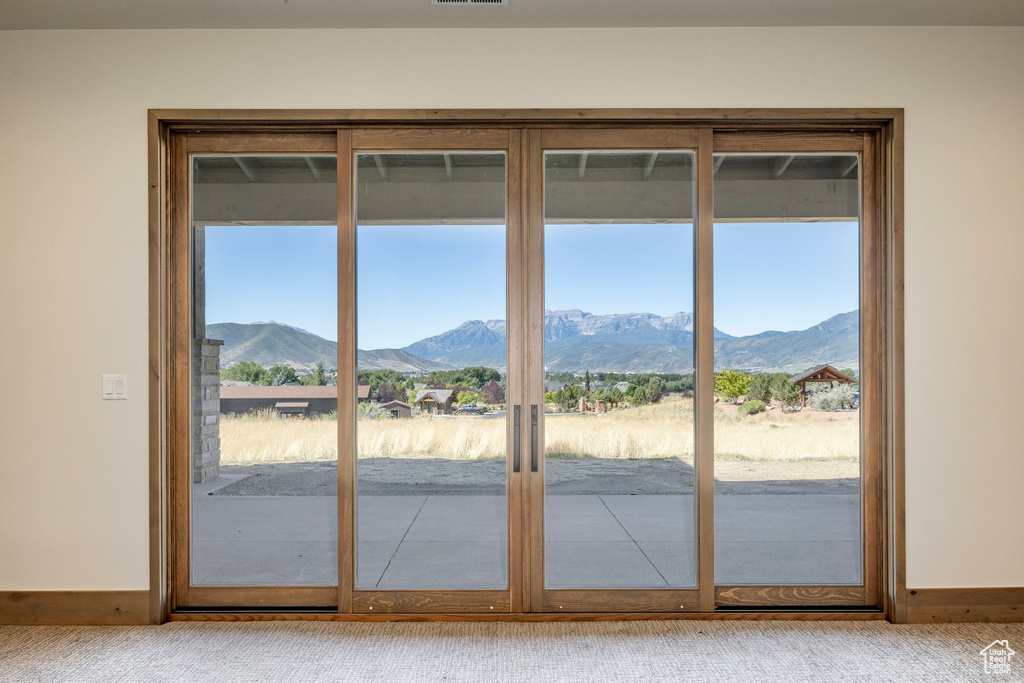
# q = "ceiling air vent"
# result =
<box><xmin>433</xmin><ymin>0</ymin><xmax>507</xmax><ymax>5</ymax></box>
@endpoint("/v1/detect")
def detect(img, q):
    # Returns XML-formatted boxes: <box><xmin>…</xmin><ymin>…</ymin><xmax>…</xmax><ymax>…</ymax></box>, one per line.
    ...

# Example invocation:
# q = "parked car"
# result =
<box><xmin>456</xmin><ymin>404</ymin><xmax>487</xmax><ymax>415</ymax></box>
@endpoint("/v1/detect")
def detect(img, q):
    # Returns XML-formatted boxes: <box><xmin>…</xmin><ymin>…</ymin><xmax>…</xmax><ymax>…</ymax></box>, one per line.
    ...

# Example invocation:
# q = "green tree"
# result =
<box><xmin>220</xmin><ymin>360</ymin><xmax>267</xmax><ymax>384</ymax></box>
<box><xmin>629</xmin><ymin>386</ymin><xmax>647</xmax><ymax>406</ymax></box>
<box><xmin>584</xmin><ymin>369</ymin><xmax>591</xmax><ymax>392</ymax></box>
<box><xmin>456</xmin><ymin>390</ymin><xmax>480</xmax><ymax>406</ymax></box>
<box><xmin>715</xmin><ymin>369</ymin><xmax>752</xmax><ymax>402</ymax></box>
<box><xmin>461</xmin><ymin>366</ymin><xmax>501</xmax><ymax>388</ymax></box>
<box><xmin>553</xmin><ymin>384</ymin><xmax>582</xmax><ymax>411</ymax></box>
<box><xmin>357</xmin><ymin>369</ymin><xmax>404</xmax><ymax>389</ymax></box>
<box><xmin>646</xmin><ymin>377</ymin><xmax>664</xmax><ymax>404</ymax></box>
<box><xmin>771</xmin><ymin>377</ymin><xmax>803</xmax><ymax>411</ymax></box>
<box><xmin>312</xmin><ymin>361</ymin><xmax>327</xmax><ymax>386</ymax></box>
<box><xmin>747</xmin><ymin>373</ymin><xmax>774</xmax><ymax>403</ymax></box>
<box><xmin>264</xmin><ymin>365</ymin><xmax>299</xmax><ymax>386</ymax></box>
<box><xmin>606</xmin><ymin>387</ymin><xmax>624</xmax><ymax>408</ymax></box>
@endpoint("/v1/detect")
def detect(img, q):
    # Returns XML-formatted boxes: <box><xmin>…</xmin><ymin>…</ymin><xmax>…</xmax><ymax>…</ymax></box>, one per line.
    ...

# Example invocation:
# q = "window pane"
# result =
<box><xmin>713</xmin><ymin>153</ymin><xmax>861</xmax><ymax>585</ymax></box>
<box><xmin>355</xmin><ymin>153</ymin><xmax>508</xmax><ymax>590</ymax></box>
<box><xmin>190</xmin><ymin>155</ymin><xmax>338</xmax><ymax>586</ymax></box>
<box><xmin>543</xmin><ymin>151</ymin><xmax>697</xmax><ymax>589</ymax></box>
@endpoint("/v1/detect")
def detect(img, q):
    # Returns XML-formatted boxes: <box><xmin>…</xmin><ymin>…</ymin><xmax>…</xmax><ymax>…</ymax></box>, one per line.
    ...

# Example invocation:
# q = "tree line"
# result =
<box><xmin>221</xmin><ymin>360</ymin><xmax>328</xmax><ymax>386</ymax></box>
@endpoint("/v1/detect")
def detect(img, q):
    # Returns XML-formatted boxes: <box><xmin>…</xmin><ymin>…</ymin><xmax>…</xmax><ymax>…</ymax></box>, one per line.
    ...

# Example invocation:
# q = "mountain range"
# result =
<box><xmin>402</xmin><ymin>309</ymin><xmax>858</xmax><ymax>374</ymax></box>
<box><xmin>209</xmin><ymin>309</ymin><xmax>858</xmax><ymax>375</ymax></box>
<box><xmin>206</xmin><ymin>322</ymin><xmax>455</xmax><ymax>373</ymax></box>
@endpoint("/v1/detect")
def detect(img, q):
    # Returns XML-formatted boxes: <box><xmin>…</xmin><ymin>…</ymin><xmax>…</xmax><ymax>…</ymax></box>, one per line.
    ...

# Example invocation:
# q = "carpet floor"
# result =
<box><xmin>1</xmin><ymin>621</ymin><xmax>1022</xmax><ymax>682</ymax></box>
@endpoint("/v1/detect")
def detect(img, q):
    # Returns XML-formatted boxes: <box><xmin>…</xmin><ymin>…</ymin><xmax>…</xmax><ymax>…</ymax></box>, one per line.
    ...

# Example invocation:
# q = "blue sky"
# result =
<box><xmin>205</xmin><ymin>221</ymin><xmax>858</xmax><ymax>348</ymax></box>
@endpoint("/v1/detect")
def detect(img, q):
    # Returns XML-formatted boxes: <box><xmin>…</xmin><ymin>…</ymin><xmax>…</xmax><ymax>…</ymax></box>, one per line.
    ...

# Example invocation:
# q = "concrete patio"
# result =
<box><xmin>192</xmin><ymin>477</ymin><xmax>861</xmax><ymax>588</ymax></box>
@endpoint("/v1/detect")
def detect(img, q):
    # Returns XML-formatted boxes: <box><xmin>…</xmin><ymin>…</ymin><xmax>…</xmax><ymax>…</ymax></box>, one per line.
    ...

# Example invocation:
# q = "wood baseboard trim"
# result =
<box><xmin>0</xmin><ymin>591</ymin><xmax>151</xmax><ymax>625</ymax></box>
<box><xmin>169</xmin><ymin>610</ymin><xmax>887</xmax><ymax>623</ymax></box>
<box><xmin>906</xmin><ymin>588</ymin><xmax>1024</xmax><ymax>623</ymax></box>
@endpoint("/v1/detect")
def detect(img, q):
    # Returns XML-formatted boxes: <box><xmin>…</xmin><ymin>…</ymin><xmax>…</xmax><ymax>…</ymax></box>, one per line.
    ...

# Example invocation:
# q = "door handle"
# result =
<box><xmin>531</xmin><ymin>405</ymin><xmax>539</xmax><ymax>472</ymax></box>
<box><xmin>513</xmin><ymin>405</ymin><xmax>521</xmax><ymax>473</ymax></box>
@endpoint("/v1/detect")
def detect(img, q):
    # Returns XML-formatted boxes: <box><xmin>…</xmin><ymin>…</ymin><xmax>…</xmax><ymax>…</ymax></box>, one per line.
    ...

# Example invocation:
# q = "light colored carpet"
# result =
<box><xmin>1</xmin><ymin>621</ymin><xmax>1022</xmax><ymax>682</ymax></box>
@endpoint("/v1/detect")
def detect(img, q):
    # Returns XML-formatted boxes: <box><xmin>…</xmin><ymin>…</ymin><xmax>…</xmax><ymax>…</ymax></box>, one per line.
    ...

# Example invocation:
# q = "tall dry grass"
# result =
<box><xmin>218</xmin><ymin>398</ymin><xmax>859</xmax><ymax>464</ymax></box>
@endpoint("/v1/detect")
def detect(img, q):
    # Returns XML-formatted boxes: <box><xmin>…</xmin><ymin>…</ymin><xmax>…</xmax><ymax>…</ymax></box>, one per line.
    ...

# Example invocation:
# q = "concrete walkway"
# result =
<box><xmin>192</xmin><ymin>482</ymin><xmax>860</xmax><ymax>588</ymax></box>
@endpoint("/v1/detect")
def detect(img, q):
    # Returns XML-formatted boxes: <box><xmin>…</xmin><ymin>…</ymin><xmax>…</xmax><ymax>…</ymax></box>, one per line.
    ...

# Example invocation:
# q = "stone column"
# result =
<box><xmin>192</xmin><ymin>338</ymin><xmax>224</xmax><ymax>483</ymax></box>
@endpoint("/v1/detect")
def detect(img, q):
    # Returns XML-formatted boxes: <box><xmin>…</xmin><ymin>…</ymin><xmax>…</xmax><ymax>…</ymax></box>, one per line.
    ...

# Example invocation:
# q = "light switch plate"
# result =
<box><xmin>103</xmin><ymin>374</ymin><xmax>128</xmax><ymax>400</ymax></box>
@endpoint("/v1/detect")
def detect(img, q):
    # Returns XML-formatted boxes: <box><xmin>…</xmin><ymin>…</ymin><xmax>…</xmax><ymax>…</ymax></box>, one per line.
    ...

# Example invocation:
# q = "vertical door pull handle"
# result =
<box><xmin>513</xmin><ymin>405</ymin><xmax>521</xmax><ymax>473</ymax></box>
<box><xmin>531</xmin><ymin>405</ymin><xmax>539</xmax><ymax>472</ymax></box>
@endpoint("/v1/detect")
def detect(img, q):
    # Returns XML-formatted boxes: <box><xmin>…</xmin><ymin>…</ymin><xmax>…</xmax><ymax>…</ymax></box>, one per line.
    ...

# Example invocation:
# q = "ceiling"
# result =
<box><xmin>2</xmin><ymin>0</ymin><xmax>1022</xmax><ymax>30</ymax></box>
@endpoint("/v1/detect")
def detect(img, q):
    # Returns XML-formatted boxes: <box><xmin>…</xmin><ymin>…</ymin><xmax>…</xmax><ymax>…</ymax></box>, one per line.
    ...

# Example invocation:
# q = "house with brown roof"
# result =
<box><xmin>219</xmin><ymin>384</ymin><xmax>369</xmax><ymax>416</ymax></box>
<box><xmin>380</xmin><ymin>400</ymin><xmax>411</xmax><ymax>419</ymax></box>
<box><xmin>788</xmin><ymin>364</ymin><xmax>857</xmax><ymax>406</ymax></box>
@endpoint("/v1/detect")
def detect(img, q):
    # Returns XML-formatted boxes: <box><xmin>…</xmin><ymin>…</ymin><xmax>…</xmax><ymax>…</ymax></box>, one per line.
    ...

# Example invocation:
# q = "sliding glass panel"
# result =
<box><xmin>543</xmin><ymin>151</ymin><xmax>696</xmax><ymax>589</ymax></box>
<box><xmin>190</xmin><ymin>155</ymin><xmax>338</xmax><ymax>586</ymax></box>
<box><xmin>713</xmin><ymin>153</ymin><xmax>862</xmax><ymax>585</ymax></box>
<box><xmin>355</xmin><ymin>153</ymin><xmax>508</xmax><ymax>590</ymax></box>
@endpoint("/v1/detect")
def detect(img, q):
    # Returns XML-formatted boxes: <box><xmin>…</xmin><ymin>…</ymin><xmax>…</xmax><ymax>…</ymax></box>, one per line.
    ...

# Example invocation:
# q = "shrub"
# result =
<box><xmin>738</xmin><ymin>400</ymin><xmax>766</xmax><ymax>417</ymax></box>
<box><xmin>771</xmin><ymin>377</ymin><xmax>803</xmax><ymax>411</ymax></box>
<box><xmin>810</xmin><ymin>383</ymin><xmax>856</xmax><ymax>411</ymax></box>
<box><xmin>747</xmin><ymin>374</ymin><xmax>774</xmax><ymax>403</ymax></box>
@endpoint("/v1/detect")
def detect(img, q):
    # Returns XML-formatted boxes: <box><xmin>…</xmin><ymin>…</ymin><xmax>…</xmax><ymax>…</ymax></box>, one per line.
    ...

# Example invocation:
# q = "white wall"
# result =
<box><xmin>1</xmin><ymin>27</ymin><xmax>1022</xmax><ymax>591</ymax></box>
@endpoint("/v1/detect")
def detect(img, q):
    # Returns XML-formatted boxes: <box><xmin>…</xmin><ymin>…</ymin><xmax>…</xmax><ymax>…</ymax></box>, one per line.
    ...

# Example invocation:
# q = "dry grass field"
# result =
<box><xmin>218</xmin><ymin>397</ymin><xmax>859</xmax><ymax>465</ymax></box>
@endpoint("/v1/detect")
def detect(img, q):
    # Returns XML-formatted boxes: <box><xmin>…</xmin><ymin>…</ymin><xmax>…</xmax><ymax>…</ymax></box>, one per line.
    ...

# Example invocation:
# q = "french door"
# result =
<box><xmin>169</xmin><ymin>122</ymin><xmax>885</xmax><ymax>615</ymax></box>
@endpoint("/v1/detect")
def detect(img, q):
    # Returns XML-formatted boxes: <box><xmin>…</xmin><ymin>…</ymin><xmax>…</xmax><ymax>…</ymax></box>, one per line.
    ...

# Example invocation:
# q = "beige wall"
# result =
<box><xmin>0</xmin><ymin>27</ymin><xmax>1022</xmax><ymax>591</ymax></box>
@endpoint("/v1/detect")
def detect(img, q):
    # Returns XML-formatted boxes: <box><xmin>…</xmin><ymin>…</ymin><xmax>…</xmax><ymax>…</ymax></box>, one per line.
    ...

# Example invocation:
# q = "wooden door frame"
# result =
<box><xmin>148</xmin><ymin>108</ymin><xmax>904</xmax><ymax>623</ymax></box>
<box><xmin>344</xmin><ymin>129</ymin><xmax>524</xmax><ymax>615</ymax></box>
<box><xmin>524</xmin><ymin>128</ymin><xmax>704</xmax><ymax>614</ymax></box>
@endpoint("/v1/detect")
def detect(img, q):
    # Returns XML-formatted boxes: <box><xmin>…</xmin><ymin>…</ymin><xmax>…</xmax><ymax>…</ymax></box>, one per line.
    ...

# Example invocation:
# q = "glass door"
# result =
<box><xmin>174</xmin><ymin>134</ymin><xmax>341</xmax><ymax>609</ymax></box>
<box><xmin>525</xmin><ymin>129</ymin><xmax>706</xmax><ymax>612</ymax></box>
<box><xmin>168</xmin><ymin>122</ymin><xmax>887</xmax><ymax>616</ymax></box>
<box><xmin>344</xmin><ymin>130</ymin><xmax>525</xmax><ymax>613</ymax></box>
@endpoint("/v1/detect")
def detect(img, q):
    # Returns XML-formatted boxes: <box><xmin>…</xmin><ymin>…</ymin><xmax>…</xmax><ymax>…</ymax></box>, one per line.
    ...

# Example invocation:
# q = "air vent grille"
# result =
<box><xmin>433</xmin><ymin>0</ymin><xmax>507</xmax><ymax>5</ymax></box>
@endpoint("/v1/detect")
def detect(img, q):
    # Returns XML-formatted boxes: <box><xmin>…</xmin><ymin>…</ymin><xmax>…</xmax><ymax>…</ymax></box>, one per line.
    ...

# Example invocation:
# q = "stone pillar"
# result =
<box><xmin>192</xmin><ymin>338</ymin><xmax>224</xmax><ymax>483</ymax></box>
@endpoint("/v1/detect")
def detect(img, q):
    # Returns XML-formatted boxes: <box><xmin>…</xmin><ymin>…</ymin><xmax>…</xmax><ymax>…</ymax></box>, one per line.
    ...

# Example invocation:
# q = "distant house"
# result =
<box><xmin>219</xmin><ymin>384</ymin><xmax>369</xmax><ymax>416</ymax></box>
<box><xmin>545</xmin><ymin>380</ymin><xmax>568</xmax><ymax>393</ymax></box>
<box><xmin>380</xmin><ymin>400</ymin><xmax>412</xmax><ymax>419</ymax></box>
<box><xmin>219</xmin><ymin>385</ymin><xmax>337</xmax><ymax>416</ymax></box>
<box><xmin>788</xmin><ymin>364</ymin><xmax>857</xmax><ymax>405</ymax></box>
<box><xmin>613</xmin><ymin>381</ymin><xmax>630</xmax><ymax>393</ymax></box>
<box><xmin>413</xmin><ymin>388</ymin><xmax>455</xmax><ymax>415</ymax></box>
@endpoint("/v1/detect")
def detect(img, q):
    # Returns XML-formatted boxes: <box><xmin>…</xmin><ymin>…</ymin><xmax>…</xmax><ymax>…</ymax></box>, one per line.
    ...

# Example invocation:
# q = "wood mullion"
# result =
<box><xmin>168</xmin><ymin>131</ymin><xmax>192</xmax><ymax>610</ymax></box>
<box><xmin>542</xmin><ymin>590</ymin><xmax>700</xmax><ymax>614</ymax></box>
<box><xmin>351</xmin><ymin>128</ymin><xmax>508</xmax><ymax>150</ymax></box>
<box><xmin>337</xmin><ymin>130</ymin><xmax>355</xmax><ymax>614</ymax></box>
<box><xmin>186</xmin><ymin>133</ymin><xmax>336</xmax><ymax>154</ymax></box>
<box><xmin>540</xmin><ymin>128</ymin><xmax>699</xmax><ymax>149</ymax></box>
<box><xmin>695</xmin><ymin>128</ymin><xmax>716</xmax><ymax>612</ymax></box>
<box><xmin>353</xmin><ymin>591</ymin><xmax>510</xmax><ymax>614</ymax></box>
<box><xmin>716</xmin><ymin>586</ymin><xmax>867</xmax><ymax>608</ymax></box>
<box><xmin>525</xmin><ymin>129</ymin><xmax>546</xmax><ymax>613</ymax></box>
<box><xmin>860</xmin><ymin>132</ymin><xmax>880</xmax><ymax>608</ymax></box>
<box><xmin>507</xmin><ymin>129</ymin><xmax>525</xmax><ymax>614</ymax></box>
<box><xmin>713</xmin><ymin>131</ymin><xmax>865</xmax><ymax>153</ymax></box>
<box><xmin>186</xmin><ymin>586</ymin><xmax>337</xmax><ymax>609</ymax></box>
